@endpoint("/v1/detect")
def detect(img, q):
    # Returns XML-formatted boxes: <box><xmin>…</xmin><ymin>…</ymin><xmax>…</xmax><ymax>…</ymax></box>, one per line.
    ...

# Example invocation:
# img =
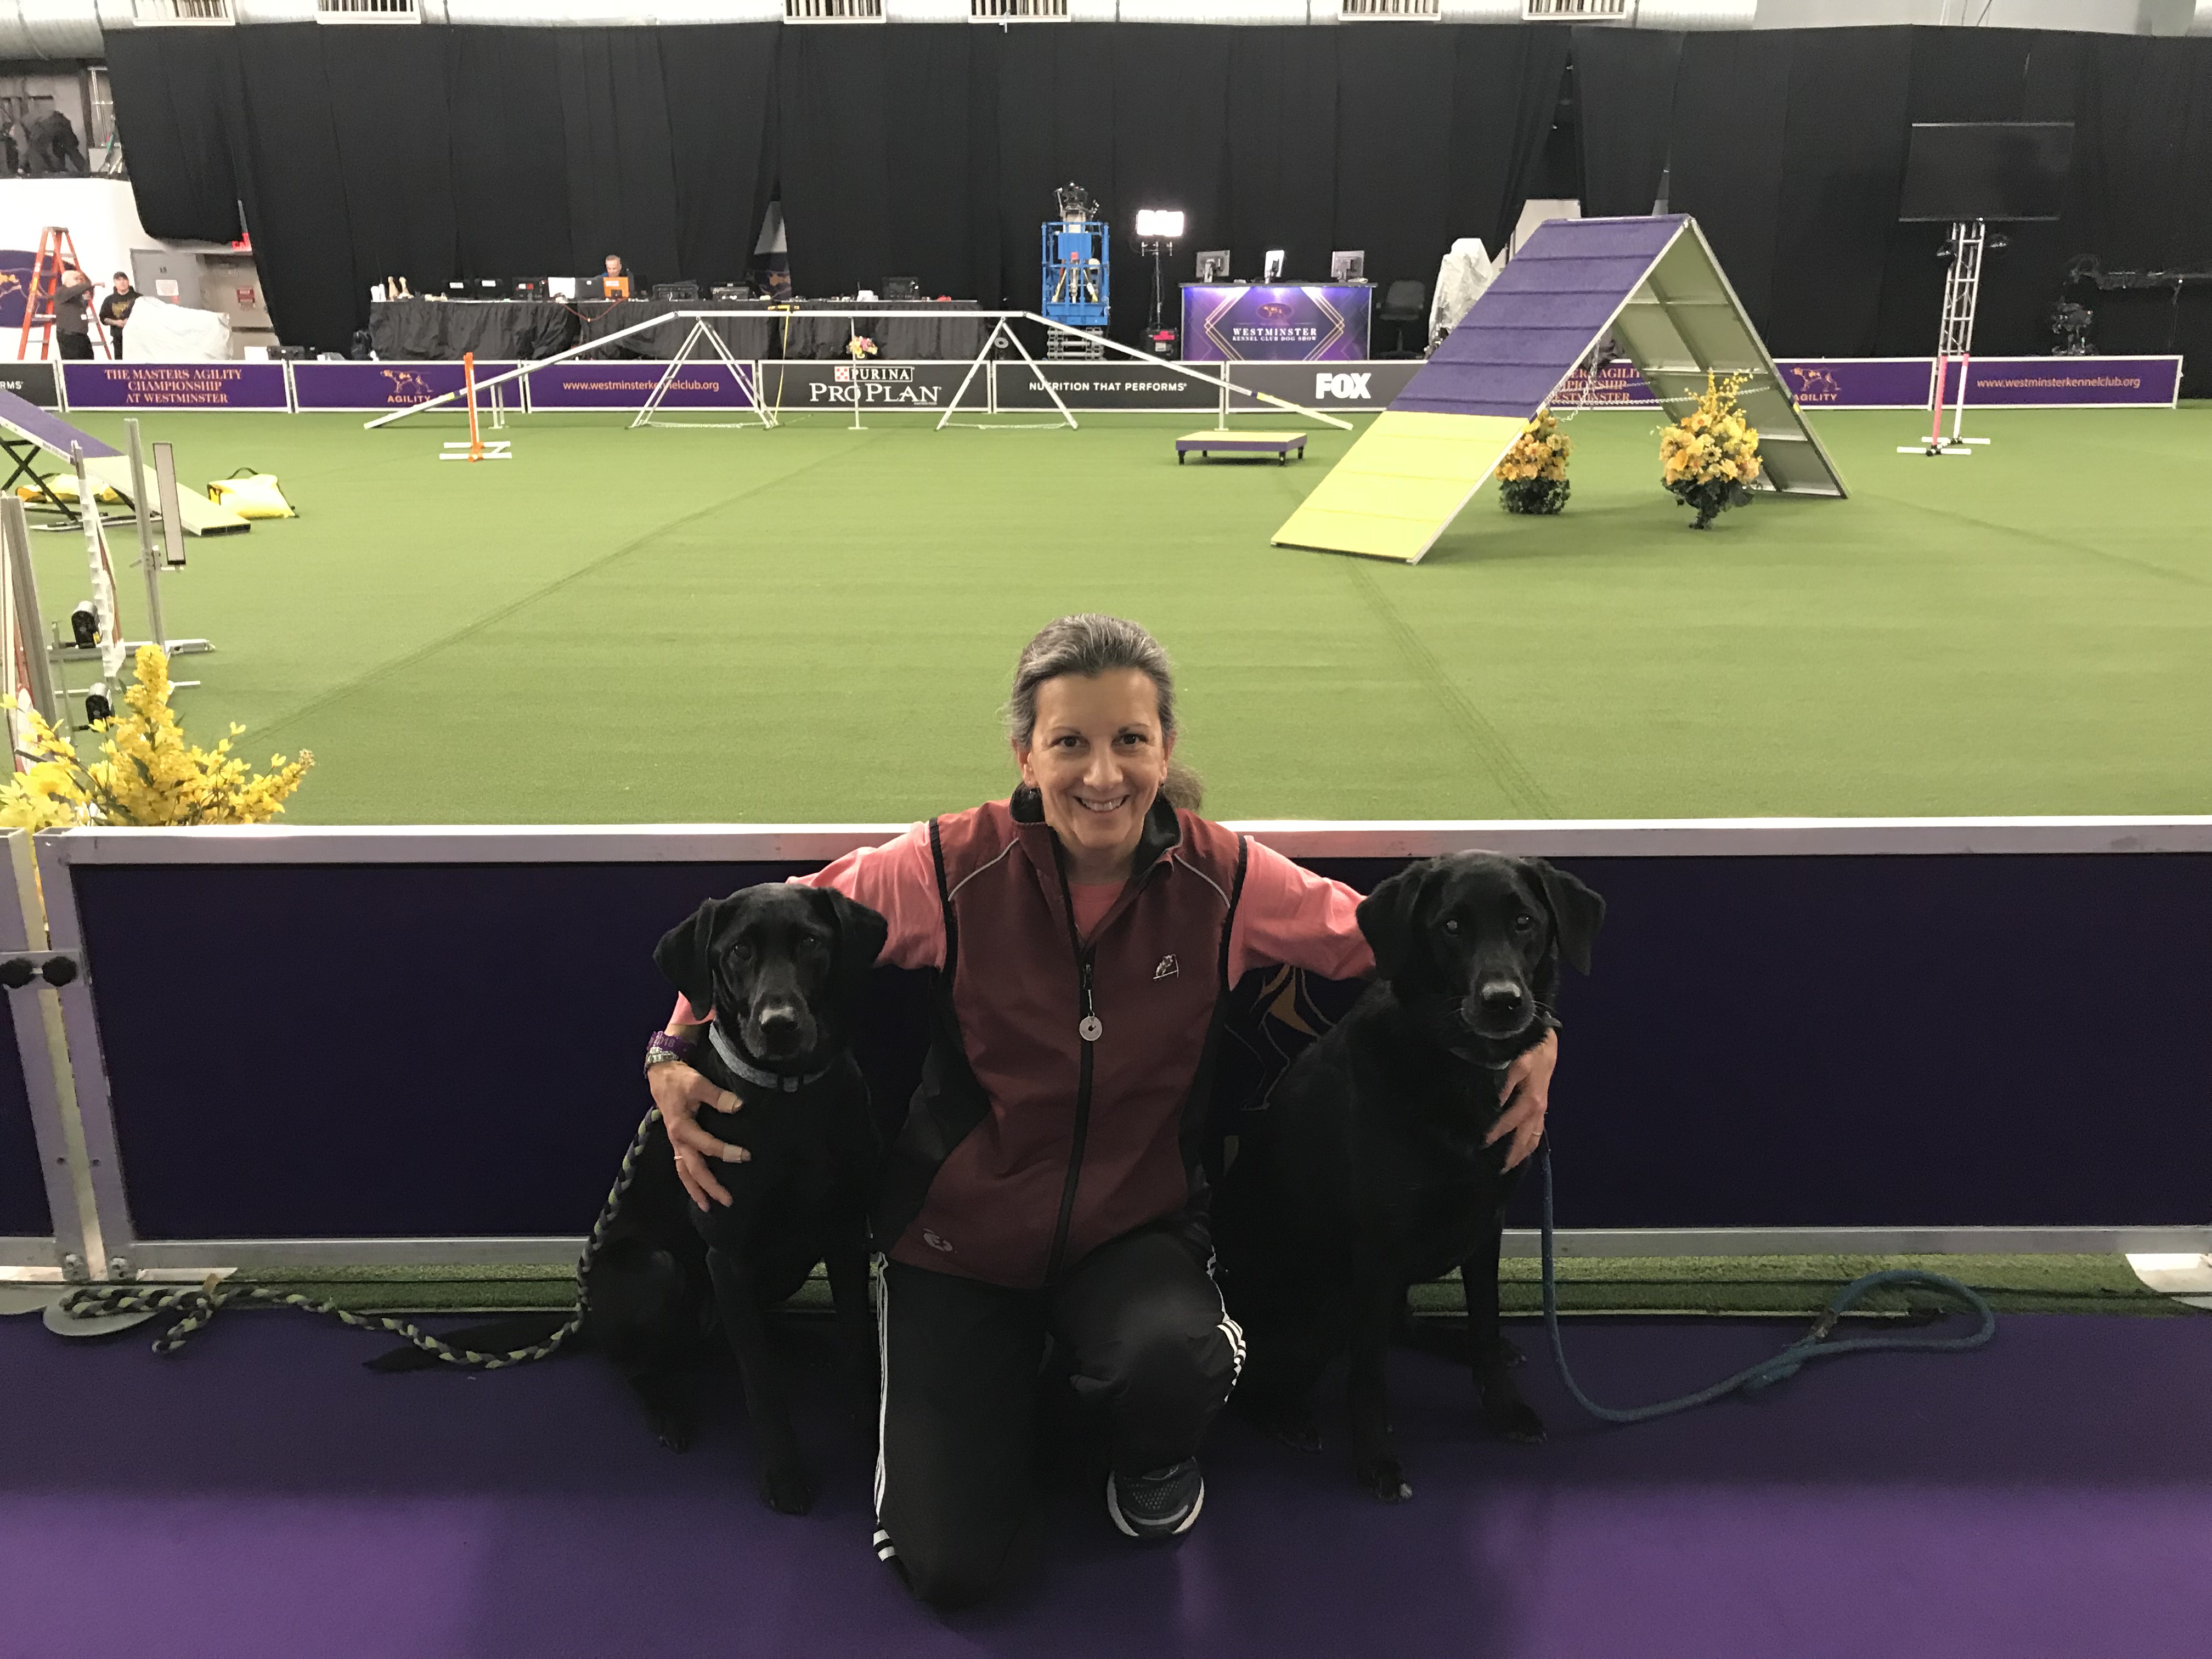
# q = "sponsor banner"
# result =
<box><xmin>757</xmin><ymin>359</ymin><xmax>974</xmax><ymax>411</ymax></box>
<box><xmin>63</xmin><ymin>362</ymin><xmax>291</xmax><ymax>411</ymax></box>
<box><xmin>292</xmin><ymin>360</ymin><xmax>521</xmax><ymax>412</ymax></box>
<box><xmin>1224</xmin><ymin>362</ymin><xmax>1419</xmax><ymax>411</ymax></box>
<box><xmin>526</xmin><ymin>360</ymin><xmax>756</xmax><ymax>410</ymax></box>
<box><xmin>1181</xmin><ymin>284</ymin><xmax>1373</xmax><ymax>362</ymax></box>
<box><xmin>994</xmin><ymin>362</ymin><xmax>1218</xmax><ymax>412</ymax></box>
<box><xmin>0</xmin><ymin>360</ymin><xmax>59</xmax><ymax>409</ymax></box>
<box><xmin>1957</xmin><ymin>354</ymin><xmax>2180</xmax><ymax>407</ymax></box>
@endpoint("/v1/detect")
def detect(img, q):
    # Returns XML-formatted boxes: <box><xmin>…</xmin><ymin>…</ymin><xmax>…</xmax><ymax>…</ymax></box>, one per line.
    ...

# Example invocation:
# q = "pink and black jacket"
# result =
<box><xmin>678</xmin><ymin>791</ymin><xmax>1373</xmax><ymax>1289</ymax></box>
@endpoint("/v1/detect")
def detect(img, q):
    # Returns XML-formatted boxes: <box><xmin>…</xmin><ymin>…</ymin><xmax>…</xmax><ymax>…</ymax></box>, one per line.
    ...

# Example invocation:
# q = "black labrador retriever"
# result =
<box><xmin>620</xmin><ymin>881</ymin><xmax>889</xmax><ymax>1512</ymax></box>
<box><xmin>380</xmin><ymin>882</ymin><xmax>887</xmax><ymax>1515</ymax></box>
<box><xmin>1214</xmin><ymin>851</ymin><xmax>1604</xmax><ymax>1503</ymax></box>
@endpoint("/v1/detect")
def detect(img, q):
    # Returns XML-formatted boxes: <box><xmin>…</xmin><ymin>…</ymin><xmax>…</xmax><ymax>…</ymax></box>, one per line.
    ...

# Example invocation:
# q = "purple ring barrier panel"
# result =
<box><xmin>292</xmin><ymin>361</ymin><xmax>521</xmax><ymax>413</ymax></box>
<box><xmin>525</xmin><ymin>360</ymin><xmax>757</xmax><ymax>411</ymax></box>
<box><xmin>0</xmin><ymin>1003</ymin><xmax>50</xmax><ymax>1242</ymax></box>
<box><xmin>1555</xmin><ymin>356</ymin><xmax>2179</xmax><ymax>411</ymax></box>
<box><xmin>1181</xmin><ymin>284</ymin><xmax>1374</xmax><ymax>363</ymax></box>
<box><xmin>35</xmin><ymin>825</ymin><xmax>2212</xmax><ymax>1257</ymax></box>
<box><xmin>61</xmin><ymin>362</ymin><xmax>291</xmax><ymax>411</ymax></box>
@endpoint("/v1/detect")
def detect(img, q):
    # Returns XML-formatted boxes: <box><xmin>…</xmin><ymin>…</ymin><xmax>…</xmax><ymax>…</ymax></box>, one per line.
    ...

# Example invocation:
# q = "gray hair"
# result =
<box><xmin>1005</xmin><ymin>614</ymin><xmax>1177</xmax><ymax>747</ymax></box>
<box><xmin>1006</xmin><ymin>614</ymin><xmax>1204</xmax><ymax>811</ymax></box>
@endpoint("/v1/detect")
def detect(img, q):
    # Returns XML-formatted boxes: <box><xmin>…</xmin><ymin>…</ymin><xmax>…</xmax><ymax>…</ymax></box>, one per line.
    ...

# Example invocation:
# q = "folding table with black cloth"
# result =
<box><xmin>578</xmin><ymin>299</ymin><xmax>985</xmax><ymax>361</ymax></box>
<box><xmin>367</xmin><ymin>300</ymin><xmax>580</xmax><ymax>362</ymax></box>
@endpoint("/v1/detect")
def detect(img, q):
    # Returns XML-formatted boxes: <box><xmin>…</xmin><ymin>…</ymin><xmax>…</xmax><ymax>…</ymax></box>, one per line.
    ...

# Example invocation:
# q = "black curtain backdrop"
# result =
<box><xmin>105</xmin><ymin>22</ymin><xmax>2212</xmax><ymax>373</ymax></box>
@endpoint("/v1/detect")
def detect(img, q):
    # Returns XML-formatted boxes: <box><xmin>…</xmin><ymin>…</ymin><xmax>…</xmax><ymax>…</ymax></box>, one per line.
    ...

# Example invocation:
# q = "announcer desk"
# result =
<box><xmin>368</xmin><ymin>299</ymin><xmax>579</xmax><ymax>361</ymax></box>
<box><xmin>578</xmin><ymin>298</ymin><xmax>984</xmax><ymax>362</ymax></box>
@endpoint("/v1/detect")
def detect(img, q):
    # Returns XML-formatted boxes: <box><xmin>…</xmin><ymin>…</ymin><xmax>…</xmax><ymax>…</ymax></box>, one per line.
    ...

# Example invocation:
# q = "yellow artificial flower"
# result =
<box><xmin>0</xmin><ymin>648</ymin><xmax>312</xmax><ymax>828</ymax></box>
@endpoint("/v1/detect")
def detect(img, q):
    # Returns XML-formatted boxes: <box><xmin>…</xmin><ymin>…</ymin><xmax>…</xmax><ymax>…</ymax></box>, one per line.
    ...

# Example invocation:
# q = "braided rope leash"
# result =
<box><xmin>58</xmin><ymin>1107</ymin><xmax>665</xmax><ymax>1368</ymax></box>
<box><xmin>1538</xmin><ymin>1141</ymin><xmax>1997</xmax><ymax>1425</ymax></box>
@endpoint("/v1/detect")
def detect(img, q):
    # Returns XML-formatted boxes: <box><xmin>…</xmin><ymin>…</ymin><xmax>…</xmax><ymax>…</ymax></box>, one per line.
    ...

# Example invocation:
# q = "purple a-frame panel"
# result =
<box><xmin>1395</xmin><ymin>217</ymin><xmax>1685</xmax><ymax>420</ymax></box>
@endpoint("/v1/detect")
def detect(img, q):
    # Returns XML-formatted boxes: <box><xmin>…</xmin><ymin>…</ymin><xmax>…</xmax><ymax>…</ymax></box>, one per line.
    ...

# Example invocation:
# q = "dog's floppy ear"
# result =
<box><xmin>1357</xmin><ymin>860</ymin><xmax>1437</xmax><ymax>984</ymax></box>
<box><xmin>816</xmin><ymin>886</ymin><xmax>889</xmax><ymax>1008</ymax></box>
<box><xmin>1527</xmin><ymin>859</ymin><xmax>1605</xmax><ymax>975</ymax></box>
<box><xmin>653</xmin><ymin>893</ymin><xmax>740</xmax><ymax>1018</ymax></box>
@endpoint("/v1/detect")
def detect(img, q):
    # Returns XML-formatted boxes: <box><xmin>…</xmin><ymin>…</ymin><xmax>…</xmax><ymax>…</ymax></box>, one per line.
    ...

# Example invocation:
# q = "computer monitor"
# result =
<box><xmin>1262</xmin><ymin>250</ymin><xmax>1285</xmax><ymax>283</ymax></box>
<box><xmin>1330</xmin><ymin>250</ymin><xmax>1366</xmax><ymax>283</ymax></box>
<box><xmin>1194</xmin><ymin>250</ymin><xmax>1230</xmax><ymax>283</ymax></box>
<box><xmin>885</xmin><ymin>276</ymin><xmax>921</xmax><ymax>301</ymax></box>
<box><xmin>1899</xmin><ymin>122</ymin><xmax>2073</xmax><ymax>223</ymax></box>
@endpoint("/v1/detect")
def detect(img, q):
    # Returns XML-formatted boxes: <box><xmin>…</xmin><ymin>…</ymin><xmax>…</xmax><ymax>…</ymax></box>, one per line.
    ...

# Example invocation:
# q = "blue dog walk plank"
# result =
<box><xmin>0</xmin><ymin>388</ymin><xmax>121</xmax><ymax>459</ymax></box>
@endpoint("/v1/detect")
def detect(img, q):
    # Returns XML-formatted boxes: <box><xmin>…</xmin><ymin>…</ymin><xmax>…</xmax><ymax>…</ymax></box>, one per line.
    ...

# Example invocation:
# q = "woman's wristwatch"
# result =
<box><xmin>644</xmin><ymin>1030</ymin><xmax>697</xmax><ymax>1073</ymax></box>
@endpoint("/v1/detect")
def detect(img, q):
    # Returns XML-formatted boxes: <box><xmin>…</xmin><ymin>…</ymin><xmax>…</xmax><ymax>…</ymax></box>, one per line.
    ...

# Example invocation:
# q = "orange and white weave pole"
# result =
<box><xmin>439</xmin><ymin>350</ymin><xmax>511</xmax><ymax>462</ymax></box>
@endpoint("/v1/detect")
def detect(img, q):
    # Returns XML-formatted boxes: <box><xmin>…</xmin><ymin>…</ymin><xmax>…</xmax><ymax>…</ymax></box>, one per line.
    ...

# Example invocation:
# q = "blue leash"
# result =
<box><xmin>1537</xmin><ymin>1142</ymin><xmax>1997</xmax><ymax>1424</ymax></box>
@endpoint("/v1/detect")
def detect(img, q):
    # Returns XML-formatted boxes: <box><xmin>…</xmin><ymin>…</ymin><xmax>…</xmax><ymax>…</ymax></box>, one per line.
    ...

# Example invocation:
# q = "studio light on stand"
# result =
<box><xmin>1136</xmin><ymin>209</ymin><xmax>1185</xmax><ymax>358</ymax></box>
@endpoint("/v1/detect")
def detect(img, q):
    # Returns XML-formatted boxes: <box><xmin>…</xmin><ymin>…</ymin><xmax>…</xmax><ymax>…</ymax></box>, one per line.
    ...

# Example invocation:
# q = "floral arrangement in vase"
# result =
<box><xmin>1494</xmin><ymin>407</ymin><xmax>1571</xmax><ymax>515</ymax></box>
<box><xmin>1659</xmin><ymin>372</ymin><xmax>1763</xmax><ymax>529</ymax></box>
<box><xmin>2</xmin><ymin>647</ymin><xmax>313</xmax><ymax>828</ymax></box>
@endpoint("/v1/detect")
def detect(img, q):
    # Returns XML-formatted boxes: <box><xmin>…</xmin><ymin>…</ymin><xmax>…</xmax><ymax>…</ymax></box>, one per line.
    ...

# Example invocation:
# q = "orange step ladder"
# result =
<box><xmin>16</xmin><ymin>227</ymin><xmax>114</xmax><ymax>362</ymax></box>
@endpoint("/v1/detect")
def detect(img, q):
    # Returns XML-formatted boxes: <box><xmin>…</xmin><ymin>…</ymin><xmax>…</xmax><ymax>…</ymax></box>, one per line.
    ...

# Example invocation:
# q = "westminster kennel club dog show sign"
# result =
<box><xmin>1180</xmin><ymin>283</ymin><xmax>1375</xmax><ymax>362</ymax></box>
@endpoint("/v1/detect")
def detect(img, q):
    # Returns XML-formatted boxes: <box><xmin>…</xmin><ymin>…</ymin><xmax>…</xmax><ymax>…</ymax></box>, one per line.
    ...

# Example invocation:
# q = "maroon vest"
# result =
<box><xmin>876</xmin><ymin>792</ymin><xmax>1247</xmax><ymax>1288</ymax></box>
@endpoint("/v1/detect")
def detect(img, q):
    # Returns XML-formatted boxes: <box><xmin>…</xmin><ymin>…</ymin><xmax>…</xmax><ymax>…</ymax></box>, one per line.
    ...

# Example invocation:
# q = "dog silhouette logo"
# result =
<box><xmin>1788</xmin><ymin>366</ymin><xmax>1842</xmax><ymax>404</ymax></box>
<box><xmin>382</xmin><ymin>369</ymin><xmax>436</xmax><ymax>404</ymax></box>
<box><xmin>0</xmin><ymin>273</ymin><xmax>22</xmax><ymax>298</ymax></box>
<box><xmin>922</xmin><ymin>1229</ymin><xmax>955</xmax><ymax>1254</ymax></box>
<box><xmin>1153</xmin><ymin>955</ymin><xmax>1179</xmax><ymax>981</ymax></box>
<box><xmin>1256</xmin><ymin>302</ymin><xmax>1293</xmax><ymax>324</ymax></box>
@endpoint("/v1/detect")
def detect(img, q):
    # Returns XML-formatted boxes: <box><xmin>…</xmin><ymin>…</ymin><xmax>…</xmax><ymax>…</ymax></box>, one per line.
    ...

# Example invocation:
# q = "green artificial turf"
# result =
<box><xmin>29</xmin><ymin>403</ymin><xmax>2212</xmax><ymax>825</ymax></box>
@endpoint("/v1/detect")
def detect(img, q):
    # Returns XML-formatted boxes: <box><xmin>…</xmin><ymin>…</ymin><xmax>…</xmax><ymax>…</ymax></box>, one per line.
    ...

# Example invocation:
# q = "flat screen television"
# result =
<box><xmin>1899</xmin><ymin>122</ymin><xmax>2073</xmax><ymax>223</ymax></box>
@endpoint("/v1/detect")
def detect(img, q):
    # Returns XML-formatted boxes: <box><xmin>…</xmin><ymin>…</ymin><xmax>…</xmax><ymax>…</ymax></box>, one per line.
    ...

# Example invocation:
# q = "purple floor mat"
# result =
<box><xmin>3</xmin><ymin>1308</ymin><xmax>2208</xmax><ymax>1659</ymax></box>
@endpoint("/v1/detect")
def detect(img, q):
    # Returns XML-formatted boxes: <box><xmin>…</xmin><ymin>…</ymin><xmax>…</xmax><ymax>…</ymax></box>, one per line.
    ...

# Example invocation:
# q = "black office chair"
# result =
<box><xmin>1376</xmin><ymin>279</ymin><xmax>1427</xmax><ymax>358</ymax></box>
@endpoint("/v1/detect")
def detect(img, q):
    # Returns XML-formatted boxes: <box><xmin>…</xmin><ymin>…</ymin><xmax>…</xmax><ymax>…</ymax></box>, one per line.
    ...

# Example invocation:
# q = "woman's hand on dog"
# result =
<box><xmin>649</xmin><ymin>1063</ymin><xmax>749</xmax><ymax>1209</ymax></box>
<box><xmin>1485</xmin><ymin>1030</ymin><xmax>1558</xmax><ymax>1171</ymax></box>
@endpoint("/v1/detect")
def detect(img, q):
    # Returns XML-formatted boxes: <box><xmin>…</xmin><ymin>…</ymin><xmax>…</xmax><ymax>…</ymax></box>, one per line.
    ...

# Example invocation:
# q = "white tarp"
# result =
<box><xmin>1427</xmin><ymin>238</ymin><xmax>1499</xmax><ymax>348</ymax></box>
<box><xmin>121</xmin><ymin>298</ymin><xmax>230</xmax><ymax>362</ymax></box>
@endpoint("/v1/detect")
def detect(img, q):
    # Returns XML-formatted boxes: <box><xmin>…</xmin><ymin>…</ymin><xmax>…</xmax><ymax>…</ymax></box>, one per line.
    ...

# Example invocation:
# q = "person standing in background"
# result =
<box><xmin>98</xmin><ymin>272</ymin><xmax>136</xmax><ymax>358</ymax></box>
<box><xmin>52</xmin><ymin>264</ymin><xmax>94</xmax><ymax>360</ymax></box>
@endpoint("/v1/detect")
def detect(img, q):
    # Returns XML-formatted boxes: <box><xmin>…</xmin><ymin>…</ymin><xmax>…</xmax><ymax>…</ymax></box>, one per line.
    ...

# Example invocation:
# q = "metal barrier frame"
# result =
<box><xmin>32</xmin><ymin>816</ymin><xmax>2212</xmax><ymax>1281</ymax></box>
<box><xmin>0</xmin><ymin>831</ymin><xmax>98</xmax><ymax>1280</ymax></box>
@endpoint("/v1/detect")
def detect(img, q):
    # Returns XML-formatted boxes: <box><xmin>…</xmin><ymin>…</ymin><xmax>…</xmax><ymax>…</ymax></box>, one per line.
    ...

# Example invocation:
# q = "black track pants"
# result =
<box><xmin>874</xmin><ymin>1227</ymin><xmax>1243</xmax><ymax>1610</ymax></box>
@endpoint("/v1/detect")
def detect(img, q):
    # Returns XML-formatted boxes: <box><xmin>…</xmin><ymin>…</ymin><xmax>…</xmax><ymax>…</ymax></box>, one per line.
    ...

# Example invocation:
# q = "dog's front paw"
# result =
<box><xmin>1480</xmin><ymin>1393</ymin><xmax>1546</xmax><ymax>1444</ymax></box>
<box><xmin>1355</xmin><ymin>1455</ymin><xmax>1413</xmax><ymax>1503</ymax></box>
<box><xmin>758</xmin><ymin>1458</ymin><xmax>816</xmax><ymax>1515</ymax></box>
<box><xmin>650</xmin><ymin>1402</ymin><xmax>698</xmax><ymax>1453</ymax></box>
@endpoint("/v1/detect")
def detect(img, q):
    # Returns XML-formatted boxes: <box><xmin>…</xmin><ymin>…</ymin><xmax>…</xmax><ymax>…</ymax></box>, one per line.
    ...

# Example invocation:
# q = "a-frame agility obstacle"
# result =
<box><xmin>1273</xmin><ymin>215</ymin><xmax>1847</xmax><ymax>564</ymax></box>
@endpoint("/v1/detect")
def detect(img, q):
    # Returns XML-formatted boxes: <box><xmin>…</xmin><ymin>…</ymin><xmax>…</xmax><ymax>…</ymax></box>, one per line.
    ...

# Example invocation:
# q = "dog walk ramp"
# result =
<box><xmin>0</xmin><ymin>390</ymin><xmax>249</xmax><ymax>537</ymax></box>
<box><xmin>1273</xmin><ymin>215</ymin><xmax>1846</xmax><ymax>564</ymax></box>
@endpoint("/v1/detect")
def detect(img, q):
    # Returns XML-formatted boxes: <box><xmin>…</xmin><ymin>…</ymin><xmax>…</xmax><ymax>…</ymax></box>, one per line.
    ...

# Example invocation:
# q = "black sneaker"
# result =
<box><xmin>1106</xmin><ymin>1458</ymin><xmax>1205</xmax><ymax>1539</ymax></box>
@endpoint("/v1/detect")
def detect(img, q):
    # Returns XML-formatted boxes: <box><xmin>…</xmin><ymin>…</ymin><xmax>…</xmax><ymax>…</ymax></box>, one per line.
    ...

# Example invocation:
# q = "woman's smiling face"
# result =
<box><xmin>1015</xmin><ymin>669</ymin><xmax>1175</xmax><ymax>877</ymax></box>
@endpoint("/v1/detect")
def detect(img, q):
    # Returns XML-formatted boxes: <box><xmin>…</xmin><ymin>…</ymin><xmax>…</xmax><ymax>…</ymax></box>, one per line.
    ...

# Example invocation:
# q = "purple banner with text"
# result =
<box><xmin>293</xmin><ymin>361</ymin><xmax>520</xmax><ymax>411</ymax></box>
<box><xmin>1180</xmin><ymin>285</ymin><xmax>1372</xmax><ymax>363</ymax></box>
<box><xmin>526</xmin><ymin>361</ymin><xmax>755</xmax><ymax>410</ymax></box>
<box><xmin>1957</xmin><ymin>356</ymin><xmax>2180</xmax><ymax>407</ymax></box>
<box><xmin>63</xmin><ymin>363</ymin><xmax>291</xmax><ymax>411</ymax></box>
<box><xmin>1544</xmin><ymin>357</ymin><xmax>2176</xmax><ymax>411</ymax></box>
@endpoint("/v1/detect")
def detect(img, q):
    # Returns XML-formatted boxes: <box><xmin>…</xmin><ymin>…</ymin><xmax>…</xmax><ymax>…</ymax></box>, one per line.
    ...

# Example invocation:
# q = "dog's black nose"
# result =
<box><xmin>755</xmin><ymin>1005</ymin><xmax>802</xmax><ymax>1051</ymax></box>
<box><xmin>1477</xmin><ymin>980</ymin><xmax>1526</xmax><ymax>1013</ymax></box>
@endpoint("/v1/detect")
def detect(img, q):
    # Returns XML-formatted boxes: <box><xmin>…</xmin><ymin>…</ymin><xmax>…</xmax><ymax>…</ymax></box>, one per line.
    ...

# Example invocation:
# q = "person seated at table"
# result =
<box><xmin>600</xmin><ymin>253</ymin><xmax>631</xmax><ymax>300</ymax></box>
